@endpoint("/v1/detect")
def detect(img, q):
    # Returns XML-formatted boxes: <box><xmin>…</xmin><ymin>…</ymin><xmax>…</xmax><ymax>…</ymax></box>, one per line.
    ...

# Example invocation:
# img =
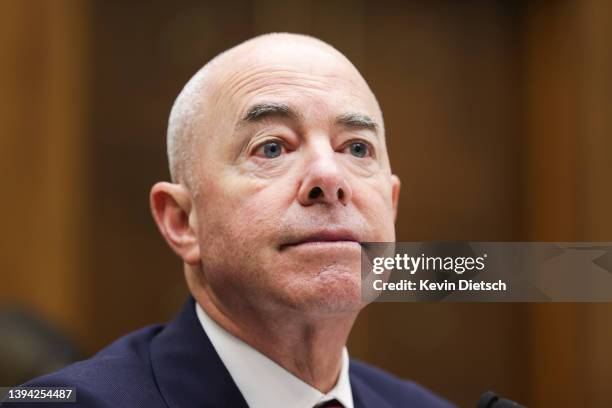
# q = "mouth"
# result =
<box><xmin>279</xmin><ymin>229</ymin><xmax>361</xmax><ymax>250</ymax></box>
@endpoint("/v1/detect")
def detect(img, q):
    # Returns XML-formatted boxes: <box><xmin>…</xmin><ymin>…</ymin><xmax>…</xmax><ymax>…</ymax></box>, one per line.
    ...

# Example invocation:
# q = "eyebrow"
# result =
<box><xmin>335</xmin><ymin>112</ymin><xmax>379</xmax><ymax>134</ymax></box>
<box><xmin>241</xmin><ymin>102</ymin><xmax>298</xmax><ymax>124</ymax></box>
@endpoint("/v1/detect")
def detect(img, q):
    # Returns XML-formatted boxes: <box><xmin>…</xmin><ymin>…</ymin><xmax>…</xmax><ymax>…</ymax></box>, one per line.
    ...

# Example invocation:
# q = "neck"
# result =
<box><xmin>190</xmin><ymin>283</ymin><xmax>358</xmax><ymax>392</ymax></box>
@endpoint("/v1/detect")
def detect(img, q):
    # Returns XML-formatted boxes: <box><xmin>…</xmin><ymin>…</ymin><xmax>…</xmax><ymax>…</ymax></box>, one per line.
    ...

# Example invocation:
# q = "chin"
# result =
<box><xmin>281</xmin><ymin>268</ymin><xmax>364</xmax><ymax>315</ymax></box>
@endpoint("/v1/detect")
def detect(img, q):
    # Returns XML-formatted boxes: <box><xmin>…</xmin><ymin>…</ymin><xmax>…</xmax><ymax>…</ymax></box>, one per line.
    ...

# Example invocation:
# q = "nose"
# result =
<box><xmin>297</xmin><ymin>152</ymin><xmax>352</xmax><ymax>207</ymax></box>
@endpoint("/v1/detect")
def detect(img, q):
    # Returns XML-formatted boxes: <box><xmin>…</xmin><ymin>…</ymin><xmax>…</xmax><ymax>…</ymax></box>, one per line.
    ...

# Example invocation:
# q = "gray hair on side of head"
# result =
<box><xmin>167</xmin><ymin>44</ymin><xmax>235</xmax><ymax>193</ymax></box>
<box><xmin>166</xmin><ymin>64</ymin><xmax>209</xmax><ymax>192</ymax></box>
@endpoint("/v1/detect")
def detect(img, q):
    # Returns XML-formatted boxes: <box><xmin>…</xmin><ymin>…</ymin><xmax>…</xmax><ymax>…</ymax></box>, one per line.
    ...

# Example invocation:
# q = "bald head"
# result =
<box><xmin>166</xmin><ymin>33</ymin><xmax>384</xmax><ymax>189</ymax></box>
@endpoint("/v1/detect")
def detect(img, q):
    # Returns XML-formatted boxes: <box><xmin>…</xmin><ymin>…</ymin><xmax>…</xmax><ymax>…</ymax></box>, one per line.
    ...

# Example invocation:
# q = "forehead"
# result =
<box><xmin>208</xmin><ymin>41</ymin><xmax>380</xmax><ymax>125</ymax></box>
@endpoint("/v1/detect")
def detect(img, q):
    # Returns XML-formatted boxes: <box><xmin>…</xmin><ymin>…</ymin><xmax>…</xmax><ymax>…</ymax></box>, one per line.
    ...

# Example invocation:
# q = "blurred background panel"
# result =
<box><xmin>1</xmin><ymin>0</ymin><xmax>611</xmax><ymax>406</ymax></box>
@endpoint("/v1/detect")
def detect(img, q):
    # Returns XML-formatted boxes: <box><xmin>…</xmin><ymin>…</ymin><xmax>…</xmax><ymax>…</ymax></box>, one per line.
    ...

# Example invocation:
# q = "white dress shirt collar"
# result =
<box><xmin>195</xmin><ymin>302</ymin><xmax>354</xmax><ymax>408</ymax></box>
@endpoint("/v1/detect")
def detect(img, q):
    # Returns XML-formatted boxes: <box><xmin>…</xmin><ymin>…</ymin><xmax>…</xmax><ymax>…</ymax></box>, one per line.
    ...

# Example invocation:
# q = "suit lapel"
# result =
<box><xmin>349</xmin><ymin>362</ymin><xmax>394</xmax><ymax>408</ymax></box>
<box><xmin>150</xmin><ymin>297</ymin><xmax>249</xmax><ymax>408</ymax></box>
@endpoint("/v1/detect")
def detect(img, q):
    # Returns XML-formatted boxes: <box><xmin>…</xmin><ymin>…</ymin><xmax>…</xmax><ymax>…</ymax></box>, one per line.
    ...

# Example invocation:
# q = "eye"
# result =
<box><xmin>255</xmin><ymin>141</ymin><xmax>284</xmax><ymax>158</ymax></box>
<box><xmin>347</xmin><ymin>141</ymin><xmax>370</xmax><ymax>158</ymax></box>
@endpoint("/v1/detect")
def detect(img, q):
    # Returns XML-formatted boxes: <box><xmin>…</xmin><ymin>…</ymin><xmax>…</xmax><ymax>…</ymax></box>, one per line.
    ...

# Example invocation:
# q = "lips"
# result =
<box><xmin>280</xmin><ymin>229</ymin><xmax>360</xmax><ymax>250</ymax></box>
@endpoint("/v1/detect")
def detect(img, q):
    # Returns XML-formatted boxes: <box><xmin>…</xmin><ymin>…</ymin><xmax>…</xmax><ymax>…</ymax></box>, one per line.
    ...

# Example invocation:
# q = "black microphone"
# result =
<box><xmin>477</xmin><ymin>391</ymin><xmax>526</xmax><ymax>408</ymax></box>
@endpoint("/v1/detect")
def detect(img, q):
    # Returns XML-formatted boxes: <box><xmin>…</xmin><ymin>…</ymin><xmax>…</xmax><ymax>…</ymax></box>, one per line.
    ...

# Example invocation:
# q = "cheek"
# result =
<box><xmin>353</xmin><ymin>177</ymin><xmax>396</xmax><ymax>240</ymax></box>
<box><xmin>195</xmin><ymin>179</ymin><xmax>296</xmax><ymax>295</ymax></box>
<box><xmin>199</xmin><ymin>175</ymin><xmax>292</xmax><ymax>250</ymax></box>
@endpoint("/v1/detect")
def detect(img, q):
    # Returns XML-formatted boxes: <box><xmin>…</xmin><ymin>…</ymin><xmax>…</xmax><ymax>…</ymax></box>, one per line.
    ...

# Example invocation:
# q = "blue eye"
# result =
<box><xmin>261</xmin><ymin>141</ymin><xmax>282</xmax><ymax>158</ymax></box>
<box><xmin>349</xmin><ymin>142</ymin><xmax>368</xmax><ymax>158</ymax></box>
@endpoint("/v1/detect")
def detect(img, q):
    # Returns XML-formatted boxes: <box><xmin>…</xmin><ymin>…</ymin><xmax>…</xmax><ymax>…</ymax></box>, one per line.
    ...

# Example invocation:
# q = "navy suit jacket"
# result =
<box><xmin>5</xmin><ymin>298</ymin><xmax>454</xmax><ymax>407</ymax></box>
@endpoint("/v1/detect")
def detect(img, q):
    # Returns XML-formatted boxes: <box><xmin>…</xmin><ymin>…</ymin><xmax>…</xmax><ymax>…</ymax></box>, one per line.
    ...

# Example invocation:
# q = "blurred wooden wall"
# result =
<box><xmin>524</xmin><ymin>1</ymin><xmax>612</xmax><ymax>406</ymax></box>
<box><xmin>0</xmin><ymin>0</ymin><xmax>92</xmax><ymax>349</ymax></box>
<box><xmin>1</xmin><ymin>0</ymin><xmax>611</xmax><ymax>406</ymax></box>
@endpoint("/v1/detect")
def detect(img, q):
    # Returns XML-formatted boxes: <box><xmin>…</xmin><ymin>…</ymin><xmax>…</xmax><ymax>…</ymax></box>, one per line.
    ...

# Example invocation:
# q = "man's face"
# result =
<box><xmin>190</xmin><ymin>41</ymin><xmax>399</xmax><ymax>315</ymax></box>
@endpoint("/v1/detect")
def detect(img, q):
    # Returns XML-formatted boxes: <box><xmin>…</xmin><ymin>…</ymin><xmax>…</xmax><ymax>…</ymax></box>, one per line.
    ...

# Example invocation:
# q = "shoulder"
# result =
<box><xmin>349</xmin><ymin>359</ymin><xmax>455</xmax><ymax>408</ymax></box>
<box><xmin>3</xmin><ymin>325</ymin><xmax>167</xmax><ymax>408</ymax></box>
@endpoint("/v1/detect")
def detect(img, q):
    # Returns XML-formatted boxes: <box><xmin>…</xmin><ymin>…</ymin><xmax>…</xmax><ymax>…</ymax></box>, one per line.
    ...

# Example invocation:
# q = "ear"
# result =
<box><xmin>150</xmin><ymin>182</ymin><xmax>200</xmax><ymax>265</ymax></box>
<box><xmin>390</xmin><ymin>174</ymin><xmax>401</xmax><ymax>222</ymax></box>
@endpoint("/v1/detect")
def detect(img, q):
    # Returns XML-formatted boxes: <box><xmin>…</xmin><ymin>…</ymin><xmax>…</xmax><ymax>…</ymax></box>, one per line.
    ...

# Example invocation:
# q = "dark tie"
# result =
<box><xmin>315</xmin><ymin>399</ymin><xmax>344</xmax><ymax>408</ymax></box>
